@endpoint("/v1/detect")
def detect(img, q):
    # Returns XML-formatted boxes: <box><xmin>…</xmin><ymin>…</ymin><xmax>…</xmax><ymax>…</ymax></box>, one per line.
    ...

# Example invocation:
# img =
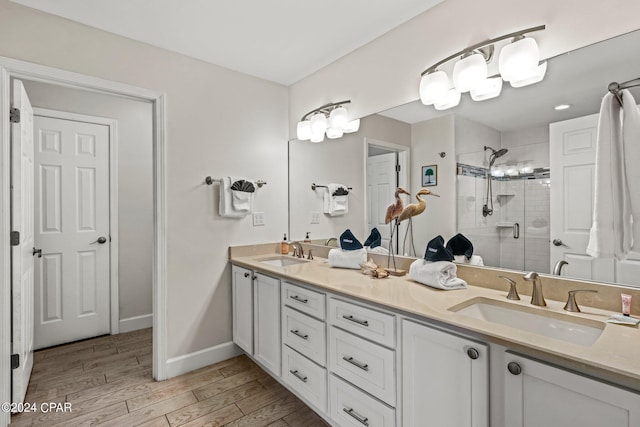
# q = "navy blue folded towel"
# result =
<box><xmin>340</xmin><ymin>229</ymin><xmax>363</xmax><ymax>250</ymax></box>
<box><xmin>446</xmin><ymin>233</ymin><xmax>474</xmax><ymax>260</ymax></box>
<box><xmin>424</xmin><ymin>235</ymin><xmax>454</xmax><ymax>262</ymax></box>
<box><xmin>363</xmin><ymin>227</ymin><xmax>382</xmax><ymax>248</ymax></box>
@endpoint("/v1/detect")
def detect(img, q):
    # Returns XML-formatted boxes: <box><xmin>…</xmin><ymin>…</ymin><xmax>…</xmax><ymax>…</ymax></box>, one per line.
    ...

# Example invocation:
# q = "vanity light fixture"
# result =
<box><xmin>296</xmin><ymin>100</ymin><xmax>361</xmax><ymax>142</ymax></box>
<box><xmin>419</xmin><ymin>25</ymin><xmax>546</xmax><ymax>110</ymax></box>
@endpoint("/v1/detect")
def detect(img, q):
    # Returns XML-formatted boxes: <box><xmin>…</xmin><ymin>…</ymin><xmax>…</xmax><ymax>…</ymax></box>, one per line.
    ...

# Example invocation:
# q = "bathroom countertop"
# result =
<box><xmin>230</xmin><ymin>251</ymin><xmax>640</xmax><ymax>392</ymax></box>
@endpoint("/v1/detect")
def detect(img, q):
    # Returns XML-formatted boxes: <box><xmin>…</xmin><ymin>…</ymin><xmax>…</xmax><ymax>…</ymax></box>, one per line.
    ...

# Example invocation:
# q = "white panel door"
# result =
<box><xmin>549</xmin><ymin>114</ymin><xmax>615</xmax><ymax>282</ymax></box>
<box><xmin>367</xmin><ymin>152</ymin><xmax>397</xmax><ymax>248</ymax></box>
<box><xmin>11</xmin><ymin>79</ymin><xmax>35</xmax><ymax>405</ymax></box>
<box><xmin>33</xmin><ymin>115</ymin><xmax>110</xmax><ymax>349</ymax></box>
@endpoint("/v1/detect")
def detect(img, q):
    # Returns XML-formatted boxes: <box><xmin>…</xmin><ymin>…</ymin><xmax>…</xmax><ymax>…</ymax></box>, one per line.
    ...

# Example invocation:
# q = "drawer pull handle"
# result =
<box><xmin>342</xmin><ymin>314</ymin><xmax>369</xmax><ymax>327</ymax></box>
<box><xmin>290</xmin><ymin>295</ymin><xmax>309</xmax><ymax>304</ymax></box>
<box><xmin>289</xmin><ymin>369</ymin><xmax>308</xmax><ymax>383</ymax></box>
<box><xmin>343</xmin><ymin>356</ymin><xmax>369</xmax><ymax>371</ymax></box>
<box><xmin>343</xmin><ymin>407</ymin><xmax>369</xmax><ymax>426</ymax></box>
<box><xmin>290</xmin><ymin>329</ymin><xmax>309</xmax><ymax>340</ymax></box>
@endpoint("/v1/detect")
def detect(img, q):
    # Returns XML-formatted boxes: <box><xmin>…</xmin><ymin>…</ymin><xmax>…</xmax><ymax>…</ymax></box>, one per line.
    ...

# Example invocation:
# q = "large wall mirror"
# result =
<box><xmin>289</xmin><ymin>29</ymin><xmax>640</xmax><ymax>288</ymax></box>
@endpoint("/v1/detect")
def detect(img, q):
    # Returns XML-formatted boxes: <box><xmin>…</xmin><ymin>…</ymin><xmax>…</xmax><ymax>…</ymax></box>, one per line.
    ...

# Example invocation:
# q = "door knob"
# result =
<box><xmin>552</xmin><ymin>238</ymin><xmax>569</xmax><ymax>248</ymax></box>
<box><xmin>32</xmin><ymin>247</ymin><xmax>42</xmax><ymax>258</ymax></box>
<box><xmin>91</xmin><ymin>236</ymin><xmax>107</xmax><ymax>244</ymax></box>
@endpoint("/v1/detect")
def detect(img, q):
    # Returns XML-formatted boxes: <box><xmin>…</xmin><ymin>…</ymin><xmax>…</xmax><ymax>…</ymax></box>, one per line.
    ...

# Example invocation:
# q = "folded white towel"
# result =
<box><xmin>367</xmin><ymin>246</ymin><xmax>389</xmax><ymax>255</ymax></box>
<box><xmin>623</xmin><ymin>90</ymin><xmax>640</xmax><ymax>254</ymax></box>
<box><xmin>324</xmin><ymin>183</ymin><xmax>349</xmax><ymax>216</ymax></box>
<box><xmin>409</xmin><ymin>260</ymin><xmax>467</xmax><ymax>290</ymax></box>
<box><xmin>586</xmin><ymin>92</ymin><xmax>632</xmax><ymax>259</ymax></box>
<box><xmin>454</xmin><ymin>255</ymin><xmax>484</xmax><ymax>266</ymax></box>
<box><xmin>219</xmin><ymin>177</ymin><xmax>248</xmax><ymax>218</ymax></box>
<box><xmin>230</xmin><ymin>177</ymin><xmax>254</xmax><ymax>213</ymax></box>
<box><xmin>328</xmin><ymin>248</ymin><xmax>367</xmax><ymax>270</ymax></box>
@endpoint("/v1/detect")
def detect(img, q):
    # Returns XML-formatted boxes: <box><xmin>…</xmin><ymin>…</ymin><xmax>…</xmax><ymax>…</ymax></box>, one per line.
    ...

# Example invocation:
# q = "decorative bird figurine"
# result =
<box><xmin>398</xmin><ymin>188</ymin><xmax>439</xmax><ymax>222</ymax></box>
<box><xmin>385</xmin><ymin>187</ymin><xmax>410</xmax><ymax>224</ymax></box>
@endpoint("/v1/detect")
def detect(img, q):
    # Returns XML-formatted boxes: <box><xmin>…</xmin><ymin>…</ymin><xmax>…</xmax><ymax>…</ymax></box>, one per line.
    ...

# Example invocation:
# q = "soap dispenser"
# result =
<box><xmin>281</xmin><ymin>233</ymin><xmax>289</xmax><ymax>255</ymax></box>
<box><xmin>304</xmin><ymin>232</ymin><xmax>311</xmax><ymax>243</ymax></box>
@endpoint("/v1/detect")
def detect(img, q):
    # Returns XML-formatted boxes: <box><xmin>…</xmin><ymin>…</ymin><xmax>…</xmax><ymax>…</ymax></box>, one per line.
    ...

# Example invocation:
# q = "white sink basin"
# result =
<box><xmin>258</xmin><ymin>256</ymin><xmax>309</xmax><ymax>267</ymax></box>
<box><xmin>449</xmin><ymin>297</ymin><xmax>604</xmax><ymax>346</ymax></box>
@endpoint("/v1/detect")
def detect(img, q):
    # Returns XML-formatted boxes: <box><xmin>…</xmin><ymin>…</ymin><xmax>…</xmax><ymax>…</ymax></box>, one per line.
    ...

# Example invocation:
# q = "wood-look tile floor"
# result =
<box><xmin>10</xmin><ymin>329</ymin><xmax>329</xmax><ymax>427</ymax></box>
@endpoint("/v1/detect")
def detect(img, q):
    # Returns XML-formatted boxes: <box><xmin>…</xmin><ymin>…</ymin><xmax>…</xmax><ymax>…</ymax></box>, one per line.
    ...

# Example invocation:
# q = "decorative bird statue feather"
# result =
<box><xmin>385</xmin><ymin>187</ymin><xmax>410</xmax><ymax>224</ymax></box>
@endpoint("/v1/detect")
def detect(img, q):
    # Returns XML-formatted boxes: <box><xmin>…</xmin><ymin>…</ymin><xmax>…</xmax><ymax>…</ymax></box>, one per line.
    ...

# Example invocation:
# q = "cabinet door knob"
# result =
<box><xmin>251</xmin><ymin>276</ymin><xmax>257</xmax><ymax>281</ymax></box>
<box><xmin>466</xmin><ymin>347</ymin><xmax>480</xmax><ymax>360</ymax></box>
<box><xmin>244</xmin><ymin>272</ymin><xmax>250</xmax><ymax>278</ymax></box>
<box><xmin>508</xmin><ymin>361</ymin><xmax>522</xmax><ymax>375</ymax></box>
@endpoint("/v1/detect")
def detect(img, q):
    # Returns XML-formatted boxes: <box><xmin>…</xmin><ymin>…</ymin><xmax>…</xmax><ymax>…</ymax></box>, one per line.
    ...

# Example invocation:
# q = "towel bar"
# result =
<box><xmin>311</xmin><ymin>183</ymin><xmax>353</xmax><ymax>191</ymax></box>
<box><xmin>205</xmin><ymin>176</ymin><xmax>267</xmax><ymax>187</ymax></box>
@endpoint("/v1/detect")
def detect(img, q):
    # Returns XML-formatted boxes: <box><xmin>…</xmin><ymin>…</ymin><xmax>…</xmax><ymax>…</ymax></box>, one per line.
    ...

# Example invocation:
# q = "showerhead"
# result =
<box><xmin>484</xmin><ymin>146</ymin><xmax>508</xmax><ymax>167</ymax></box>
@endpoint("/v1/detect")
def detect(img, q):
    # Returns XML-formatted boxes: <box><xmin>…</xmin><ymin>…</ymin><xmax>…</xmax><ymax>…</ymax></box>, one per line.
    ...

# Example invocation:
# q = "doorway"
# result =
<box><xmin>0</xmin><ymin>57</ymin><xmax>168</xmax><ymax>424</ymax></box>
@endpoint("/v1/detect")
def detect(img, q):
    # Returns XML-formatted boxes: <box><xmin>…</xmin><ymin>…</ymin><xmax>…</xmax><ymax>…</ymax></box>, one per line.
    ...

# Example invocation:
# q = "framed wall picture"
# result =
<box><xmin>422</xmin><ymin>165</ymin><xmax>437</xmax><ymax>187</ymax></box>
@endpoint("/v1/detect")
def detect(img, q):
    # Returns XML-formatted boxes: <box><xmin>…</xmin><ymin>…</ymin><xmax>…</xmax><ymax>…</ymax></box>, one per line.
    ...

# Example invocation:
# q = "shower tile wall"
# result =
<box><xmin>524</xmin><ymin>179</ymin><xmax>550</xmax><ymax>273</ymax></box>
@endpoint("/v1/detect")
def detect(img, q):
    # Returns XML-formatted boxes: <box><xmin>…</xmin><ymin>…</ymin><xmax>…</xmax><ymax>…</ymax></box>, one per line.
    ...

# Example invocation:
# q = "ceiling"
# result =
<box><xmin>380</xmin><ymin>29</ymin><xmax>640</xmax><ymax>131</ymax></box>
<box><xmin>11</xmin><ymin>0</ymin><xmax>444</xmax><ymax>85</ymax></box>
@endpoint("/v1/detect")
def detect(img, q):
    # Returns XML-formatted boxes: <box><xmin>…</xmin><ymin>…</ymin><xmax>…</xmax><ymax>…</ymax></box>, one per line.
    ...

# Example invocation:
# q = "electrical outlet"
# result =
<box><xmin>252</xmin><ymin>212</ymin><xmax>265</xmax><ymax>226</ymax></box>
<box><xmin>311</xmin><ymin>212</ymin><xmax>320</xmax><ymax>224</ymax></box>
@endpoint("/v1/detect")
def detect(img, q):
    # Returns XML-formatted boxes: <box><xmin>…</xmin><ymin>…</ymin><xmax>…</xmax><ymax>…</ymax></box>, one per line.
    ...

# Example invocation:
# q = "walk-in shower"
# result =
<box><xmin>482</xmin><ymin>146</ymin><xmax>508</xmax><ymax>217</ymax></box>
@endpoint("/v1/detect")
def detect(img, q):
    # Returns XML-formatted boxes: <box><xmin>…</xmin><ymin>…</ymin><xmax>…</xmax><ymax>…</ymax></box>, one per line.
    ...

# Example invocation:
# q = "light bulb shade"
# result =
<box><xmin>310</xmin><ymin>130</ymin><xmax>325</xmax><ymax>143</ymax></box>
<box><xmin>296</xmin><ymin>120</ymin><xmax>312</xmax><ymax>140</ymax></box>
<box><xmin>470</xmin><ymin>77</ymin><xmax>503</xmax><ymax>101</ymax></box>
<box><xmin>326</xmin><ymin>127</ymin><xmax>344</xmax><ymax>139</ymax></box>
<box><xmin>419</xmin><ymin>70</ymin><xmax>449</xmax><ymax>105</ymax></box>
<box><xmin>310</xmin><ymin>112</ymin><xmax>327</xmax><ymax>135</ymax></box>
<box><xmin>499</xmin><ymin>37</ymin><xmax>540</xmax><ymax>82</ymax></box>
<box><xmin>453</xmin><ymin>53</ymin><xmax>488</xmax><ymax>93</ymax></box>
<box><xmin>509</xmin><ymin>60</ymin><xmax>547</xmax><ymax>88</ymax></box>
<box><xmin>344</xmin><ymin>118</ymin><xmax>360</xmax><ymax>133</ymax></box>
<box><xmin>434</xmin><ymin>89</ymin><xmax>461</xmax><ymax>110</ymax></box>
<box><xmin>328</xmin><ymin>106</ymin><xmax>348</xmax><ymax>131</ymax></box>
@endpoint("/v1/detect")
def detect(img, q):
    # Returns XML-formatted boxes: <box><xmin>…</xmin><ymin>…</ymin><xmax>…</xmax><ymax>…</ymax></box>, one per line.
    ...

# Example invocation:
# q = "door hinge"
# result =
<box><xmin>10</xmin><ymin>108</ymin><xmax>20</xmax><ymax>123</ymax></box>
<box><xmin>395</xmin><ymin>164</ymin><xmax>401</xmax><ymax>172</ymax></box>
<box><xmin>10</xmin><ymin>231</ymin><xmax>20</xmax><ymax>246</ymax></box>
<box><xmin>11</xmin><ymin>354</ymin><xmax>19</xmax><ymax>369</ymax></box>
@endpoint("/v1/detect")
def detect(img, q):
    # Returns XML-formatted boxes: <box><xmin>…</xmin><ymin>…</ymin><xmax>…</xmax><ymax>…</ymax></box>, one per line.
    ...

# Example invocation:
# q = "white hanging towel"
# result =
<box><xmin>219</xmin><ymin>177</ymin><xmax>249</xmax><ymax>218</ymax></box>
<box><xmin>586</xmin><ymin>92</ymin><xmax>632</xmax><ymax>259</ymax></box>
<box><xmin>230</xmin><ymin>176</ymin><xmax>254</xmax><ymax>213</ymax></box>
<box><xmin>409</xmin><ymin>259</ymin><xmax>467</xmax><ymax>290</ymax></box>
<box><xmin>323</xmin><ymin>183</ymin><xmax>349</xmax><ymax>216</ymax></box>
<box><xmin>623</xmin><ymin>90</ymin><xmax>640</xmax><ymax>254</ymax></box>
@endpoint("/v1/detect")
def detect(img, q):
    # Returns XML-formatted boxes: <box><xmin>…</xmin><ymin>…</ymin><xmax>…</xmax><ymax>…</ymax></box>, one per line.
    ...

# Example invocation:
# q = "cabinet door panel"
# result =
<box><xmin>232</xmin><ymin>265</ymin><xmax>253</xmax><ymax>354</ymax></box>
<box><xmin>504</xmin><ymin>353</ymin><xmax>640</xmax><ymax>427</ymax></box>
<box><xmin>254</xmin><ymin>273</ymin><xmax>281</xmax><ymax>375</ymax></box>
<box><xmin>402</xmin><ymin>319</ymin><xmax>488</xmax><ymax>427</ymax></box>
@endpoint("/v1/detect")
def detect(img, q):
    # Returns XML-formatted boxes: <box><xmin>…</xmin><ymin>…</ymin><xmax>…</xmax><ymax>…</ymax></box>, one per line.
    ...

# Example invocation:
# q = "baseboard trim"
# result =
<box><xmin>119</xmin><ymin>314</ymin><xmax>153</xmax><ymax>333</ymax></box>
<box><xmin>165</xmin><ymin>341</ymin><xmax>242</xmax><ymax>378</ymax></box>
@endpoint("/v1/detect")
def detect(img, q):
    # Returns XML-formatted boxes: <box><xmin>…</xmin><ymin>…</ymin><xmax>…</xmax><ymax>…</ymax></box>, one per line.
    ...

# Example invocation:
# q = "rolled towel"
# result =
<box><xmin>329</xmin><ymin>248</ymin><xmax>367</xmax><ymax>270</ymax></box>
<box><xmin>409</xmin><ymin>259</ymin><xmax>467</xmax><ymax>290</ymax></box>
<box><xmin>454</xmin><ymin>255</ymin><xmax>484</xmax><ymax>266</ymax></box>
<box><xmin>367</xmin><ymin>245</ymin><xmax>389</xmax><ymax>255</ymax></box>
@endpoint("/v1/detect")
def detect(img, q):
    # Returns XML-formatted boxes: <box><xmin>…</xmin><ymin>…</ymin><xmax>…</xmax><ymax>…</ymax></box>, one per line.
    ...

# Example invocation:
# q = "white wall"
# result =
<box><xmin>289</xmin><ymin>114</ymin><xmax>410</xmax><ymax>242</ymax></box>
<box><xmin>22</xmin><ymin>80</ymin><xmax>154</xmax><ymax>324</ymax></box>
<box><xmin>0</xmin><ymin>0</ymin><xmax>288</xmax><ymax>361</ymax></box>
<box><xmin>289</xmin><ymin>0</ymin><xmax>640</xmax><ymax>136</ymax></box>
<box><xmin>410</xmin><ymin>115</ymin><xmax>456</xmax><ymax>253</ymax></box>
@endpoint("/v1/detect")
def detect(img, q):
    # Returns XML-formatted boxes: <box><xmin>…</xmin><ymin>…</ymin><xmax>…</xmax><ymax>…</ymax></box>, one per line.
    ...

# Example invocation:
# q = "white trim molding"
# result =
<box><xmin>0</xmin><ymin>56</ymin><xmax>168</xmax><ymax>426</ymax></box>
<box><xmin>119</xmin><ymin>314</ymin><xmax>153</xmax><ymax>333</ymax></box>
<box><xmin>165</xmin><ymin>342</ymin><xmax>243</xmax><ymax>379</ymax></box>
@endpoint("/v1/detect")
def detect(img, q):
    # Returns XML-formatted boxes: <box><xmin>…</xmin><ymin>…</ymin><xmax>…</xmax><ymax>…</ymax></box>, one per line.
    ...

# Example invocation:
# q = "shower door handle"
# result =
<box><xmin>513</xmin><ymin>223</ymin><xmax>519</xmax><ymax>239</ymax></box>
<box><xmin>553</xmin><ymin>238</ymin><xmax>569</xmax><ymax>248</ymax></box>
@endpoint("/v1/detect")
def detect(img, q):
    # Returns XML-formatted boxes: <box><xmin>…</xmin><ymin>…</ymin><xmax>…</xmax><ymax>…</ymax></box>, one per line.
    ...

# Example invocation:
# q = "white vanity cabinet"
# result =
<box><xmin>402</xmin><ymin>319</ymin><xmax>489</xmax><ymax>427</ymax></box>
<box><xmin>231</xmin><ymin>265</ymin><xmax>253</xmax><ymax>354</ymax></box>
<box><xmin>231</xmin><ymin>266</ymin><xmax>281</xmax><ymax>376</ymax></box>
<box><xmin>503</xmin><ymin>352</ymin><xmax>640</xmax><ymax>427</ymax></box>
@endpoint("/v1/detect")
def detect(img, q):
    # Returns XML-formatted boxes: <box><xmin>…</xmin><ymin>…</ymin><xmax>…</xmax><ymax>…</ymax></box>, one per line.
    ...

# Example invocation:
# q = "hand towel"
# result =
<box><xmin>328</xmin><ymin>248</ymin><xmax>367</xmax><ymax>270</ymax></box>
<box><xmin>324</xmin><ymin>183</ymin><xmax>349</xmax><ymax>216</ymax></box>
<box><xmin>339</xmin><ymin>229</ymin><xmax>363</xmax><ymax>250</ymax></box>
<box><xmin>586</xmin><ymin>92</ymin><xmax>632</xmax><ymax>259</ymax></box>
<box><xmin>446</xmin><ymin>233</ymin><xmax>474</xmax><ymax>260</ymax></box>
<box><xmin>623</xmin><ymin>90</ymin><xmax>640</xmax><ymax>254</ymax></box>
<box><xmin>424</xmin><ymin>235</ymin><xmax>454</xmax><ymax>262</ymax></box>
<box><xmin>454</xmin><ymin>255</ymin><xmax>484</xmax><ymax>266</ymax></box>
<box><xmin>364</xmin><ymin>227</ymin><xmax>382</xmax><ymax>248</ymax></box>
<box><xmin>219</xmin><ymin>177</ymin><xmax>248</xmax><ymax>218</ymax></box>
<box><xmin>230</xmin><ymin>177</ymin><xmax>254</xmax><ymax>212</ymax></box>
<box><xmin>409</xmin><ymin>259</ymin><xmax>467</xmax><ymax>290</ymax></box>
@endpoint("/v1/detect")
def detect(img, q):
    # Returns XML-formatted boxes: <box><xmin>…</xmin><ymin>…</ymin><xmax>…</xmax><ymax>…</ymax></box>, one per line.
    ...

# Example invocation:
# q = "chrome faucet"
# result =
<box><xmin>553</xmin><ymin>260</ymin><xmax>569</xmax><ymax>276</ymax></box>
<box><xmin>523</xmin><ymin>272</ymin><xmax>546</xmax><ymax>307</ymax></box>
<box><xmin>290</xmin><ymin>241</ymin><xmax>304</xmax><ymax>258</ymax></box>
<box><xmin>325</xmin><ymin>237</ymin><xmax>338</xmax><ymax>246</ymax></box>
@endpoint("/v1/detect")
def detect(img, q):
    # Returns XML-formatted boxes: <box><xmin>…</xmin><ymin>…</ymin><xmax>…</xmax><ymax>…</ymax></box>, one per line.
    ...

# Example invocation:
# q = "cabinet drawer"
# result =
<box><xmin>329</xmin><ymin>298</ymin><xmax>396</xmax><ymax>348</ymax></box>
<box><xmin>282</xmin><ymin>346</ymin><xmax>327</xmax><ymax>413</ymax></box>
<box><xmin>283</xmin><ymin>306</ymin><xmax>326</xmax><ymax>366</ymax></box>
<box><xmin>329</xmin><ymin>327</ymin><xmax>396</xmax><ymax>406</ymax></box>
<box><xmin>282</xmin><ymin>282</ymin><xmax>326</xmax><ymax>320</ymax></box>
<box><xmin>329</xmin><ymin>374</ymin><xmax>395</xmax><ymax>427</ymax></box>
